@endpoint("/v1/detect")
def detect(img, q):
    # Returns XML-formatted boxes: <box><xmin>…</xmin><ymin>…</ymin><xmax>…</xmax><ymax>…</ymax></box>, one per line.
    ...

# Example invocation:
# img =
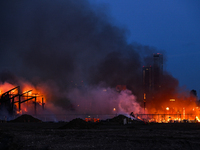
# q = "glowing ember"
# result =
<box><xmin>85</xmin><ymin>118</ymin><xmax>100</xmax><ymax>122</ymax></box>
<box><xmin>170</xmin><ymin>99</ymin><xmax>175</xmax><ymax>102</ymax></box>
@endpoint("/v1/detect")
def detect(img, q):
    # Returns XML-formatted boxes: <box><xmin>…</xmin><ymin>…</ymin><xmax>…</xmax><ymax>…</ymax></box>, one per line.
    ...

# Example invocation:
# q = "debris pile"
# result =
<box><xmin>59</xmin><ymin>118</ymin><xmax>96</xmax><ymax>129</ymax></box>
<box><xmin>10</xmin><ymin>114</ymin><xmax>42</xmax><ymax>123</ymax></box>
<box><xmin>105</xmin><ymin>114</ymin><xmax>146</xmax><ymax>125</ymax></box>
<box><xmin>107</xmin><ymin>115</ymin><xmax>130</xmax><ymax>124</ymax></box>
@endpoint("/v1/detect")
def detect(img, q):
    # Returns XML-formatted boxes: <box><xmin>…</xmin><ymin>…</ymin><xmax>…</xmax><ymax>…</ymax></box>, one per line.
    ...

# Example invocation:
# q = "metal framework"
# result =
<box><xmin>0</xmin><ymin>86</ymin><xmax>44</xmax><ymax>115</ymax></box>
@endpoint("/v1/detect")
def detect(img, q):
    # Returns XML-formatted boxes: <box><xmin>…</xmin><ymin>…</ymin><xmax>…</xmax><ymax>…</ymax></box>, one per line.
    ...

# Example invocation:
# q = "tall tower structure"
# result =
<box><xmin>142</xmin><ymin>53</ymin><xmax>163</xmax><ymax>112</ymax></box>
<box><xmin>143</xmin><ymin>66</ymin><xmax>153</xmax><ymax>93</ymax></box>
<box><xmin>142</xmin><ymin>66</ymin><xmax>153</xmax><ymax>112</ymax></box>
<box><xmin>153</xmin><ymin>53</ymin><xmax>163</xmax><ymax>91</ymax></box>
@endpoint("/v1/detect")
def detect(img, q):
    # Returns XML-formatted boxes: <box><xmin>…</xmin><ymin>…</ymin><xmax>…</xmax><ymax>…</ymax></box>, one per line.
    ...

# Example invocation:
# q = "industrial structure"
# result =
<box><xmin>142</xmin><ymin>53</ymin><xmax>163</xmax><ymax>112</ymax></box>
<box><xmin>143</xmin><ymin>53</ymin><xmax>163</xmax><ymax>92</ymax></box>
<box><xmin>153</xmin><ymin>53</ymin><xmax>163</xmax><ymax>91</ymax></box>
<box><xmin>142</xmin><ymin>66</ymin><xmax>153</xmax><ymax>93</ymax></box>
<box><xmin>0</xmin><ymin>86</ymin><xmax>44</xmax><ymax>115</ymax></box>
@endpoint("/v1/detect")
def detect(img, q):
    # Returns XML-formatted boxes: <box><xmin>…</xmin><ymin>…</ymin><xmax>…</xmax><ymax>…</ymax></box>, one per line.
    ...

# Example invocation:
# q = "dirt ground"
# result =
<box><xmin>1</xmin><ymin>121</ymin><xmax>200</xmax><ymax>150</ymax></box>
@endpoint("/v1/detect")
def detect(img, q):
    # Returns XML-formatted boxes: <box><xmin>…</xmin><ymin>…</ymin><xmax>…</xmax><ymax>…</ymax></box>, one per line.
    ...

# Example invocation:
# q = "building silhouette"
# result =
<box><xmin>153</xmin><ymin>53</ymin><xmax>163</xmax><ymax>91</ymax></box>
<box><xmin>142</xmin><ymin>53</ymin><xmax>163</xmax><ymax>105</ymax></box>
<box><xmin>142</xmin><ymin>66</ymin><xmax>153</xmax><ymax>93</ymax></box>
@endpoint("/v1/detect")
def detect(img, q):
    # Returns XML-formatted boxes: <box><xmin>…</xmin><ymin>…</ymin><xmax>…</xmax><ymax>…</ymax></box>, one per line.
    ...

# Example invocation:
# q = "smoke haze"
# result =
<box><xmin>0</xmin><ymin>0</ymin><xmax>179</xmax><ymax>117</ymax></box>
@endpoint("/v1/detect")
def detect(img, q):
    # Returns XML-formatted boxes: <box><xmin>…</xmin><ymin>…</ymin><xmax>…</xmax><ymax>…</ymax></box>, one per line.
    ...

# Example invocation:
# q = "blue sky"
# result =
<box><xmin>89</xmin><ymin>0</ymin><xmax>200</xmax><ymax>91</ymax></box>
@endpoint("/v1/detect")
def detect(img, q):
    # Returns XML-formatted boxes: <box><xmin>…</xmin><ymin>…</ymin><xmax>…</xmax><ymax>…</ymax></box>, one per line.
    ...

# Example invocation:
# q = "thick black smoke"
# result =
<box><xmin>0</xmin><ymin>0</ymin><xmax>174</xmax><ymax>111</ymax></box>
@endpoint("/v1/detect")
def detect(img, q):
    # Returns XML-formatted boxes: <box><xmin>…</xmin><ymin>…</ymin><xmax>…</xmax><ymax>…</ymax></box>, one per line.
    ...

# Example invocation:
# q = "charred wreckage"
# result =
<box><xmin>0</xmin><ymin>86</ymin><xmax>44</xmax><ymax>116</ymax></box>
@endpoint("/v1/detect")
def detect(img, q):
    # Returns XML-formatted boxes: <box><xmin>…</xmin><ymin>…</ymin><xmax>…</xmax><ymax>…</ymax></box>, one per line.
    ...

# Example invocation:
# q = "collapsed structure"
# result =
<box><xmin>0</xmin><ymin>86</ymin><xmax>44</xmax><ymax>115</ymax></box>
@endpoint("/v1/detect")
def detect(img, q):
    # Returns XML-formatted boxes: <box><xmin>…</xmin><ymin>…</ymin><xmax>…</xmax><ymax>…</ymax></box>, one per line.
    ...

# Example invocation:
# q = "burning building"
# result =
<box><xmin>0</xmin><ymin>84</ymin><xmax>45</xmax><ymax>118</ymax></box>
<box><xmin>141</xmin><ymin>53</ymin><xmax>200</xmax><ymax>123</ymax></box>
<box><xmin>0</xmin><ymin>0</ymin><xmax>199</xmax><ymax>123</ymax></box>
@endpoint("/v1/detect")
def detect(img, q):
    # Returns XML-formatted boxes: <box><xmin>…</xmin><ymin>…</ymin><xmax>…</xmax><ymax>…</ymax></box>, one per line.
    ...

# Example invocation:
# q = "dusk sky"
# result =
<box><xmin>1</xmin><ymin>0</ymin><xmax>200</xmax><ymax>96</ymax></box>
<box><xmin>89</xmin><ymin>0</ymin><xmax>200</xmax><ymax>92</ymax></box>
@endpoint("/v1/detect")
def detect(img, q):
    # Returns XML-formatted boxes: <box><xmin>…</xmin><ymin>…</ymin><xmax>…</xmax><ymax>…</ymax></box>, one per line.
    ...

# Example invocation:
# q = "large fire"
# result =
<box><xmin>139</xmin><ymin>91</ymin><xmax>200</xmax><ymax>123</ymax></box>
<box><xmin>0</xmin><ymin>81</ymin><xmax>199</xmax><ymax>123</ymax></box>
<box><xmin>0</xmin><ymin>82</ymin><xmax>45</xmax><ymax>116</ymax></box>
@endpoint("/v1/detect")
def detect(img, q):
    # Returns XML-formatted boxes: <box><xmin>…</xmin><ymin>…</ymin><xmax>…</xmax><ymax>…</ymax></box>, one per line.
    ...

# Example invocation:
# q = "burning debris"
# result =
<box><xmin>0</xmin><ymin>85</ymin><xmax>44</xmax><ymax>117</ymax></box>
<box><xmin>140</xmin><ymin>53</ymin><xmax>200</xmax><ymax>123</ymax></box>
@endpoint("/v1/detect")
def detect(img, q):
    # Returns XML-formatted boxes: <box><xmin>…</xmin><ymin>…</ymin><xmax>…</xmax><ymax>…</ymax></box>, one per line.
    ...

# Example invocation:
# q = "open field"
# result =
<box><xmin>1</xmin><ymin>121</ymin><xmax>200</xmax><ymax>150</ymax></box>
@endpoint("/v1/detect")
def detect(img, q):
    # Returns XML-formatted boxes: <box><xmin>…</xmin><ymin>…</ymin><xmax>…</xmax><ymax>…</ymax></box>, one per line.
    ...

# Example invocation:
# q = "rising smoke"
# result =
<box><xmin>0</xmin><ymin>0</ymin><xmax>178</xmax><ymax>117</ymax></box>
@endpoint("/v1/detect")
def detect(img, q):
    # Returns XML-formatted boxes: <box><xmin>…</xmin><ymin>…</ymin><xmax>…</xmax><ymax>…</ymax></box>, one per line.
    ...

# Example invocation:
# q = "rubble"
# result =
<box><xmin>106</xmin><ymin>114</ymin><xmax>145</xmax><ymax>124</ymax></box>
<box><xmin>9</xmin><ymin>114</ymin><xmax>42</xmax><ymax>123</ymax></box>
<box><xmin>107</xmin><ymin>114</ymin><xmax>129</xmax><ymax>124</ymax></box>
<box><xmin>59</xmin><ymin>118</ymin><xmax>96</xmax><ymax>129</ymax></box>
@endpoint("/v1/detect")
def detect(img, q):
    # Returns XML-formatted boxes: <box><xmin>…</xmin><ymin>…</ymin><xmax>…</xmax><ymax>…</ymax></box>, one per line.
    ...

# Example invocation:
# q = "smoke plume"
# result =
<box><xmin>0</xmin><ymin>0</ymin><xmax>179</xmax><ymax>117</ymax></box>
